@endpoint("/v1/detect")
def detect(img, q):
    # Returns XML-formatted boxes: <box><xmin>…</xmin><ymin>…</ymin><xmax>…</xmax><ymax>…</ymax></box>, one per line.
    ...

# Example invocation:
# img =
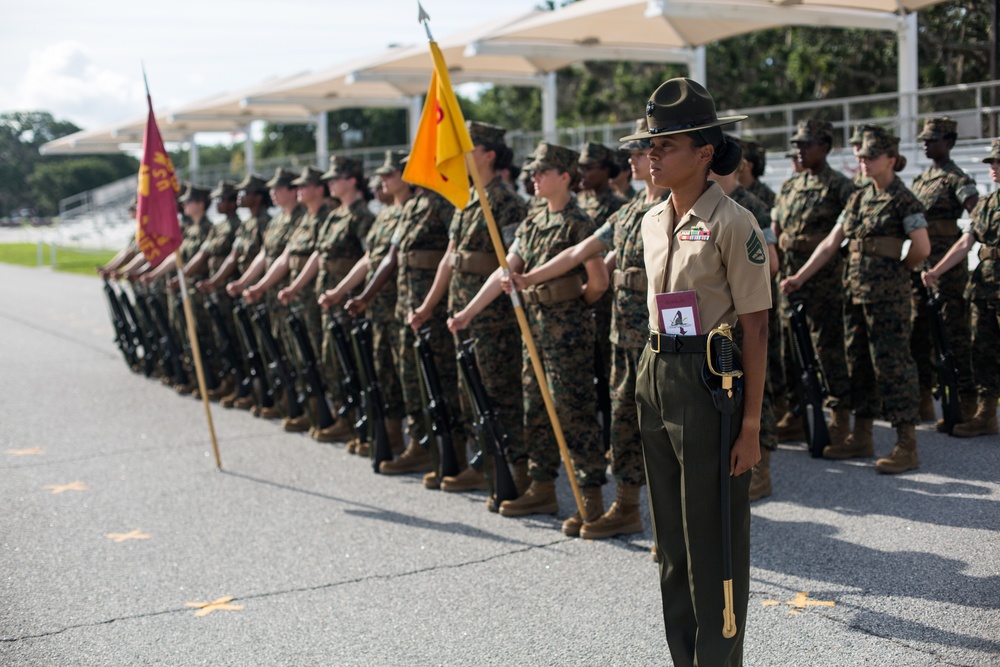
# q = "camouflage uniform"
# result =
<box><xmin>730</xmin><ymin>185</ymin><xmax>779</xmax><ymax>452</ymax></box>
<box><xmin>449</xmin><ymin>175</ymin><xmax>528</xmax><ymax>463</ymax></box>
<box><xmin>747</xmin><ymin>179</ymin><xmax>775</xmax><ymax>209</ymax></box>
<box><xmin>233</xmin><ymin>209</ymin><xmax>270</xmax><ymax>275</ymax></box>
<box><xmin>284</xmin><ymin>197</ymin><xmax>331</xmax><ymax>369</ymax></box>
<box><xmin>261</xmin><ymin>202</ymin><xmax>306</xmax><ymax>340</ymax></box>
<box><xmin>773</xmin><ymin>164</ymin><xmax>856</xmax><ymax>409</ymax></box>
<box><xmin>515</xmin><ymin>197</ymin><xmax>604</xmax><ymax>486</ymax></box>
<box><xmin>910</xmin><ymin>159</ymin><xmax>978</xmax><ymax>396</ymax></box>
<box><xmin>840</xmin><ymin>177</ymin><xmax>927</xmax><ymax>426</ymax></box>
<box><xmin>394</xmin><ymin>190</ymin><xmax>459</xmax><ymax>445</ymax></box>
<box><xmin>364</xmin><ymin>202</ymin><xmax>406</xmax><ymax>420</ymax></box>
<box><xmin>595</xmin><ymin>191</ymin><xmax>667</xmax><ymax>485</ymax></box>
<box><xmin>170</xmin><ymin>212</ymin><xmax>212</xmax><ymax>371</ymax></box>
<box><xmin>967</xmin><ymin>190</ymin><xmax>1000</xmax><ymax>394</ymax></box>
<box><xmin>317</xmin><ymin>198</ymin><xmax>373</xmax><ymax>405</ymax></box>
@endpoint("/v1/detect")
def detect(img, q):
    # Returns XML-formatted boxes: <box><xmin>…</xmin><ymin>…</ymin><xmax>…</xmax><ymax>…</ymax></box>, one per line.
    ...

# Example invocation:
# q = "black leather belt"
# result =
<box><xmin>648</xmin><ymin>331</ymin><xmax>709</xmax><ymax>355</ymax></box>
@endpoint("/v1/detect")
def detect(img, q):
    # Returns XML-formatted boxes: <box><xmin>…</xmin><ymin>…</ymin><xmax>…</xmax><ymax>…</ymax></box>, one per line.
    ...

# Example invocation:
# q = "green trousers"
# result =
<box><xmin>636</xmin><ymin>344</ymin><xmax>750</xmax><ymax>667</ymax></box>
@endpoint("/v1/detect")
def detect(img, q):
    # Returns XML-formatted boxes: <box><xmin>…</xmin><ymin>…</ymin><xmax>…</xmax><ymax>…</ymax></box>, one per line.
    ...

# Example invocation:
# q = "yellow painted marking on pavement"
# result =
<box><xmin>43</xmin><ymin>481</ymin><xmax>89</xmax><ymax>494</ymax></box>
<box><xmin>761</xmin><ymin>600</ymin><xmax>780</xmax><ymax>607</ymax></box>
<box><xmin>185</xmin><ymin>596</ymin><xmax>244</xmax><ymax>617</ymax></box>
<box><xmin>106</xmin><ymin>529</ymin><xmax>151</xmax><ymax>543</ymax></box>
<box><xmin>7</xmin><ymin>447</ymin><xmax>45</xmax><ymax>456</ymax></box>
<box><xmin>786</xmin><ymin>592</ymin><xmax>835</xmax><ymax>609</ymax></box>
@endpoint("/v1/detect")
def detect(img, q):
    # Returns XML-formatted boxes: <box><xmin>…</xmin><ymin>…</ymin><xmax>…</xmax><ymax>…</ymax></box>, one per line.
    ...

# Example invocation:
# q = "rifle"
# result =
<box><xmin>285</xmin><ymin>307</ymin><xmax>336</xmax><ymax>430</ymax></box>
<box><xmin>594</xmin><ymin>337</ymin><xmax>612</xmax><ymax>451</ymax></box>
<box><xmin>350</xmin><ymin>319</ymin><xmax>392</xmax><ymax>472</ymax></box>
<box><xmin>327</xmin><ymin>312</ymin><xmax>369</xmax><ymax>445</ymax></box>
<box><xmin>102</xmin><ymin>277</ymin><xmax>139</xmax><ymax>369</ymax></box>
<box><xmin>204</xmin><ymin>293</ymin><xmax>247</xmax><ymax>397</ymax></box>
<box><xmin>414</xmin><ymin>326</ymin><xmax>461</xmax><ymax>479</ymax></box>
<box><xmin>116</xmin><ymin>283</ymin><xmax>155</xmax><ymax>377</ymax></box>
<box><xmin>455</xmin><ymin>336</ymin><xmax>518</xmax><ymax>506</ymax></box>
<box><xmin>787</xmin><ymin>298</ymin><xmax>831</xmax><ymax>457</ymax></box>
<box><xmin>917</xmin><ymin>282</ymin><xmax>961</xmax><ymax>433</ymax></box>
<box><xmin>251</xmin><ymin>304</ymin><xmax>304</xmax><ymax>420</ymax></box>
<box><xmin>232</xmin><ymin>298</ymin><xmax>275</xmax><ymax>412</ymax></box>
<box><xmin>146</xmin><ymin>288</ymin><xmax>188</xmax><ymax>386</ymax></box>
<box><xmin>129</xmin><ymin>283</ymin><xmax>164</xmax><ymax>378</ymax></box>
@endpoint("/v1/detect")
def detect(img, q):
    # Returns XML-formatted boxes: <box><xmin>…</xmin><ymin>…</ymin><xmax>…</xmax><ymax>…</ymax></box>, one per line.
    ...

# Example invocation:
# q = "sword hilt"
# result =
<box><xmin>706</xmin><ymin>323</ymin><xmax>743</xmax><ymax>395</ymax></box>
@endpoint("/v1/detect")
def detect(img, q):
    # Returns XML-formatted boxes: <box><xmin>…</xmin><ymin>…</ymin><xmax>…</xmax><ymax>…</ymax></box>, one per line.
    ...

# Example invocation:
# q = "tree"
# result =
<box><xmin>0</xmin><ymin>112</ymin><xmax>80</xmax><ymax>217</ymax></box>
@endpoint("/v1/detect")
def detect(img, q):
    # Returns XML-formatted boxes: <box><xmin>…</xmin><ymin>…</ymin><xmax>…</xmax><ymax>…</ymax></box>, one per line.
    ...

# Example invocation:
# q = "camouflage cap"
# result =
<box><xmin>210</xmin><ymin>180</ymin><xmax>237</xmax><ymax>200</ymax></box>
<box><xmin>578</xmin><ymin>141</ymin><xmax>615</xmax><ymax>166</ymax></box>
<box><xmin>849</xmin><ymin>123</ymin><xmax>881</xmax><ymax>147</ymax></box>
<box><xmin>178</xmin><ymin>183</ymin><xmax>211</xmax><ymax>204</ymax></box>
<box><xmin>620</xmin><ymin>118</ymin><xmax>651</xmax><ymax>152</ymax></box>
<box><xmin>981</xmin><ymin>139</ymin><xmax>1000</xmax><ymax>164</ymax></box>
<box><xmin>856</xmin><ymin>126</ymin><xmax>900</xmax><ymax>158</ymax></box>
<box><xmin>790</xmin><ymin>119</ymin><xmax>833</xmax><ymax>144</ymax></box>
<box><xmin>373</xmin><ymin>150</ymin><xmax>408</xmax><ymax>176</ymax></box>
<box><xmin>265</xmin><ymin>167</ymin><xmax>298</xmax><ymax>189</ymax></box>
<box><xmin>290</xmin><ymin>166</ymin><xmax>325</xmax><ymax>187</ymax></box>
<box><xmin>517</xmin><ymin>156</ymin><xmax>534</xmax><ymax>182</ymax></box>
<box><xmin>620</xmin><ymin>77</ymin><xmax>747</xmax><ymax>141</ymax></box>
<box><xmin>235</xmin><ymin>173</ymin><xmax>268</xmax><ymax>194</ymax></box>
<box><xmin>784</xmin><ymin>148</ymin><xmax>798</xmax><ymax>158</ymax></box>
<box><xmin>321</xmin><ymin>156</ymin><xmax>364</xmax><ymax>182</ymax></box>
<box><xmin>368</xmin><ymin>174</ymin><xmax>383</xmax><ymax>192</ymax></box>
<box><xmin>524</xmin><ymin>142</ymin><xmax>580</xmax><ymax>175</ymax></box>
<box><xmin>467</xmin><ymin>121</ymin><xmax>507</xmax><ymax>146</ymax></box>
<box><xmin>917</xmin><ymin>116</ymin><xmax>958</xmax><ymax>141</ymax></box>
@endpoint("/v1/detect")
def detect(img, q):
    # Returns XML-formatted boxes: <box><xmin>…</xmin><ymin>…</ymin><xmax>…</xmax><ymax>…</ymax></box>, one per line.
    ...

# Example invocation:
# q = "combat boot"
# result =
<box><xmin>828</xmin><ymin>408</ymin><xmax>852</xmax><ymax>449</ymax></box>
<box><xmin>206</xmin><ymin>375</ymin><xmax>234</xmax><ymax>402</ymax></box>
<box><xmin>257</xmin><ymin>405</ymin><xmax>282</xmax><ymax>420</ymax></box>
<box><xmin>422</xmin><ymin>471</ymin><xmax>440</xmax><ymax>489</ymax></box>
<box><xmin>919</xmin><ymin>388</ymin><xmax>936</xmax><ymax>422</ymax></box>
<box><xmin>386</xmin><ymin>418</ymin><xmax>405</xmax><ymax>455</ymax></box>
<box><xmin>823</xmin><ymin>417</ymin><xmax>874</xmax><ymax>459</ymax></box>
<box><xmin>579</xmin><ymin>484</ymin><xmax>643</xmax><ymax>540</ymax></box>
<box><xmin>355</xmin><ymin>439</ymin><xmax>371</xmax><ymax>457</ymax></box>
<box><xmin>498</xmin><ymin>479</ymin><xmax>558</xmax><ymax>517</ymax></box>
<box><xmin>441</xmin><ymin>467</ymin><xmax>487</xmax><ymax>492</ymax></box>
<box><xmin>776</xmin><ymin>409</ymin><xmax>805</xmax><ymax>442</ymax></box>
<box><xmin>313</xmin><ymin>411</ymin><xmax>354</xmax><ymax>443</ymax></box>
<box><xmin>935</xmin><ymin>393</ymin><xmax>978</xmax><ymax>432</ymax></box>
<box><xmin>560</xmin><ymin>486</ymin><xmax>604</xmax><ymax>536</ymax></box>
<box><xmin>952</xmin><ymin>394</ymin><xmax>999</xmax><ymax>438</ymax></box>
<box><xmin>875</xmin><ymin>424</ymin><xmax>919</xmax><ymax>474</ymax></box>
<box><xmin>487</xmin><ymin>460</ymin><xmax>530</xmax><ymax>513</ymax></box>
<box><xmin>282</xmin><ymin>415</ymin><xmax>311</xmax><ymax>433</ymax></box>
<box><xmin>748</xmin><ymin>448</ymin><xmax>772</xmax><ymax>502</ymax></box>
<box><xmin>231</xmin><ymin>394</ymin><xmax>254</xmax><ymax>410</ymax></box>
<box><xmin>379</xmin><ymin>443</ymin><xmax>432</xmax><ymax>475</ymax></box>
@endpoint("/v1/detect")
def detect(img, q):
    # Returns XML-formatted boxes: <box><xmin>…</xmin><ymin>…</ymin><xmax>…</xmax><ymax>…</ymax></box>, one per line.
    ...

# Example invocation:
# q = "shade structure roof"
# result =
<box><xmin>469</xmin><ymin>0</ymin><xmax>927</xmax><ymax>56</ymax></box>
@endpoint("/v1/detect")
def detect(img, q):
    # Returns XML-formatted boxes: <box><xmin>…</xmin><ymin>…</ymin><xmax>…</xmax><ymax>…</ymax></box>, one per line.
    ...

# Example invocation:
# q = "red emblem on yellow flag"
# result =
<box><xmin>135</xmin><ymin>95</ymin><xmax>181</xmax><ymax>268</ymax></box>
<box><xmin>402</xmin><ymin>41</ymin><xmax>474</xmax><ymax>209</ymax></box>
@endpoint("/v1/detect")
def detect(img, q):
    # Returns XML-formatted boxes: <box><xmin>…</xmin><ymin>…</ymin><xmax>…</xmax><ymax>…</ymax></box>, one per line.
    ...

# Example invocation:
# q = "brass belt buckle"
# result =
<box><xmin>650</xmin><ymin>330</ymin><xmax>661</xmax><ymax>354</ymax></box>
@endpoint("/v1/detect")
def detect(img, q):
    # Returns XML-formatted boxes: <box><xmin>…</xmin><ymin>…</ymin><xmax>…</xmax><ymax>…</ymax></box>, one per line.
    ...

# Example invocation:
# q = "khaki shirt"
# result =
<box><xmin>642</xmin><ymin>181</ymin><xmax>772</xmax><ymax>333</ymax></box>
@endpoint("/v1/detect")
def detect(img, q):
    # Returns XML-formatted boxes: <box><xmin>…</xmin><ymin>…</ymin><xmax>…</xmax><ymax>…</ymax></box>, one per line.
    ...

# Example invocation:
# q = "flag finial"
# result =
<box><xmin>417</xmin><ymin>2</ymin><xmax>433</xmax><ymax>41</ymax></box>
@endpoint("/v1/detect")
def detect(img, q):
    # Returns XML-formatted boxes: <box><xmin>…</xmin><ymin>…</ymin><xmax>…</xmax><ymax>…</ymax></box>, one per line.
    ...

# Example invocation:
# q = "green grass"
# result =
<box><xmin>0</xmin><ymin>243</ymin><xmax>117</xmax><ymax>276</ymax></box>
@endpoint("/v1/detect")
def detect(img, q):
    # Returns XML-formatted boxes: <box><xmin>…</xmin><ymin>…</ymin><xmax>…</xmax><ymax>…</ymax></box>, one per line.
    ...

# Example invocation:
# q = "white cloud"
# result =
<box><xmin>14</xmin><ymin>41</ymin><xmax>145</xmax><ymax>130</ymax></box>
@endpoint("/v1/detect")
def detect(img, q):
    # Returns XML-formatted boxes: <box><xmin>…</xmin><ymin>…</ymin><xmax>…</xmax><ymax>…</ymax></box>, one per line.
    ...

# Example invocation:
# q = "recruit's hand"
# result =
<box><xmin>317</xmin><ymin>287</ymin><xmax>344</xmax><ymax>310</ymax></box>
<box><xmin>166</xmin><ymin>276</ymin><xmax>180</xmax><ymax>292</ymax></box>
<box><xmin>921</xmin><ymin>269</ymin><xmax>938</xmax><ymax>289</ymax></box>
<box><xmin>730</xmin><ymin>428</ymin><xmax>761</xmax><ymax>477</ymax></box>
<box><xmin>447</xmin><ymin>310</ymin><xmax>471</xmax><ymax>334</ymax></box>
<box><xmin>244</xmin><ymin>284</ymin><xmax>263</xmax><ymax>305</ymax></box>
<box><xmin>779</xmin><ymin>275</ymin><xmax>802</xmax><ymax>295</ymax></box>
<box><xmin>408</xmin><ymin>305</ymin><xmax>430</xmax><ymax>332</ymax></box>
<box><xmin>277</xmin><ymin>286</ymin><xmax>297</xmax><ymax>306</ymax></box>
<box><xmin>225</xmin><ymin>281</ymin><xmax>242</xmax><ymax>298</ymax></box>
<box><xmin>344</xmin><ymin>297</ymin><xmax>367</xmax><ymax>317</ymax></box>
<box><xmin>195</xmin><ymin>279</ymin><xmax>214</xmax><ymax>294</ymax></box>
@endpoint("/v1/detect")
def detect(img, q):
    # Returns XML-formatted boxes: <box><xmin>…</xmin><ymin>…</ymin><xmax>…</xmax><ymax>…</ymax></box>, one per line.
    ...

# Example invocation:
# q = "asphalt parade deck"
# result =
<box><xmin>1</xmin><ymin>263</ymin><xmax>998</xmax><ymax>666</ymax></box>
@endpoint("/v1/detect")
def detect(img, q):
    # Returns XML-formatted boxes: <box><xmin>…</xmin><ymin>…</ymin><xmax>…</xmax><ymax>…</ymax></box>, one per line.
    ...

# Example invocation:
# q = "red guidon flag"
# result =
<box><xmin>402</xmin><ymin>40</ymin><xmax>475</xmax><ymax>209</ymax></box>
<box><xmin>135</xmin><ymin>95</ymin><xmax>181</xmax><ymax>267</ymax></box>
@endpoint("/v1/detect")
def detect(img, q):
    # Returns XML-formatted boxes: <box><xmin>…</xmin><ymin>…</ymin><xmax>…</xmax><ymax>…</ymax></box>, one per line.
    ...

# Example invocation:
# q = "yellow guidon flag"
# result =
<box><xmin>402</xmin><ymin>41</ymin><xmax>474</xmax><ymax>209</ymax></box>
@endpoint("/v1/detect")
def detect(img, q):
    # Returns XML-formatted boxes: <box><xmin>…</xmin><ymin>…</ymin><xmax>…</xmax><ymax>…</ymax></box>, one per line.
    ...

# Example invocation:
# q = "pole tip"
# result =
<box><xmin>417</xmin><ymin>1</ymin><xmax>430</xmax><ymax>23</ymax></box>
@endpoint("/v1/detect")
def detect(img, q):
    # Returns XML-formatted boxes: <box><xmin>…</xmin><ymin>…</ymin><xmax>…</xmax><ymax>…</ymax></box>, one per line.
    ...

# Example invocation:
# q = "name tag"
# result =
<box><xmin>679</xmin><ymin>225</ymin><xmax>711</xmax><ymax>242</ymax></box>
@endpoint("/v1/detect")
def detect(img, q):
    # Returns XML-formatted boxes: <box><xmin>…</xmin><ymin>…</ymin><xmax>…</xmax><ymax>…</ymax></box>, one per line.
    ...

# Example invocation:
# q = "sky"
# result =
<box><xmin>0</xmin><ymin>0</ymin><xmax>544</xmax><ymax>134</ymax></box>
